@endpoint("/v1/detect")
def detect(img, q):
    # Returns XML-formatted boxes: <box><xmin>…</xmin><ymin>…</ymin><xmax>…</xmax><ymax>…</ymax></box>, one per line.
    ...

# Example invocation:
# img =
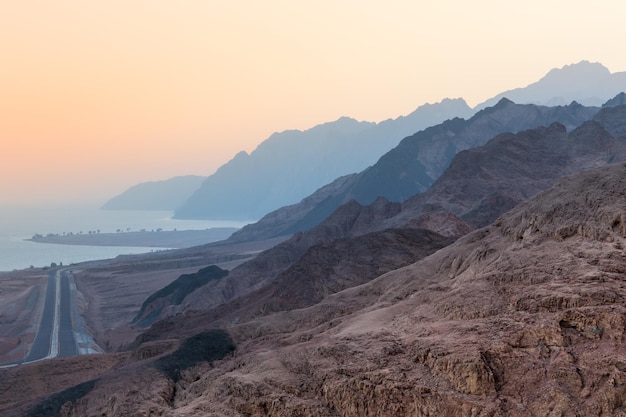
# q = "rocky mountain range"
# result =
<box><xmin>228</xmin><ymin>98</ymin><xmax>603</xmax><ymax>243</ymax></box>
<box><xmin>102</xmin><ymin>96</ymin><xmax>472</xmax><ymax>218</ymax></box>
<box><xmin>128</xmin><ymin>103</ymin><xmax>626</xmax><ymax>328</ymax></box>
<box><xmin>101</xmin><ymin>97</ymin><xmax>472</xmax><ymax>218</ymax></box>
<box><xmin>475</xmin><ymin>60</ymin><xmax>626</xmax><ymax>109</ymax></box>
<box><xmin>104</xmin><ymin>61</ymin><xmax>625</xmax><ymax>222</ymax></box>
<box><xmin>173</xmin><ymin>98</ymin><xmax>473</xmax><ymax>220</ymax></box>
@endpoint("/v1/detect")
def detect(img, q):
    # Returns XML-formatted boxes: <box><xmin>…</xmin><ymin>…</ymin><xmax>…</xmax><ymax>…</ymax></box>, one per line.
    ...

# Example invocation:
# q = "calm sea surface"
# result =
<box><xmin>0</xmin><ymin>204</ymin><xmax>250</xmax><ymax>271</ymax></box>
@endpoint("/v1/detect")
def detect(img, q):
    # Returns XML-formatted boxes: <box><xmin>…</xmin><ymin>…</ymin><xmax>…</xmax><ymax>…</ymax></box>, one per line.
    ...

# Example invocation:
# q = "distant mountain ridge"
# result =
<box><xmin>102</xmin><ymin>175</ymin><xmax>205</xmax><ymax>211</ymax></box>
<box><xmin>102</xmin><ymin>98</ymin><xmax>471</xmax><ymax>218</ymax></box>
<box><xmin>228</xmin><ymin>98</ymin><xmax>603</xmax><ymax>243</ymax></box>
<box><xmin>104</xmin><ymin>61</ymin><xmax>626</xmax><ymax>222</ymax></box>
<box><xmin>173</xmin><ymin>98</ymin><xmax>473</xmax><ymax>220</ymax></box>
<box><xmin>475</xmin><ymin>61</ymin><xmax>626</xmax><ymax>109</ymax></box>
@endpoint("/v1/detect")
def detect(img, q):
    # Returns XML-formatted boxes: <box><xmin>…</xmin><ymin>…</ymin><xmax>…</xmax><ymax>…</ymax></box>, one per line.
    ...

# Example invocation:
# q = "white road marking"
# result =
<box><xmin>44</xmin><ymin>270</ymin><xmax>61</xmax><ymax>359</ymax></box>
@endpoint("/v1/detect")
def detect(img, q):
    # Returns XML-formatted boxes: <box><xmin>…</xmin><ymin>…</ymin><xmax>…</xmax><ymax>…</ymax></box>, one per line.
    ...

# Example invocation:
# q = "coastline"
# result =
<box><xmin>28</xmin><ymin>227</ymin><xmax>239</xmax><ymax>249</ymax></box>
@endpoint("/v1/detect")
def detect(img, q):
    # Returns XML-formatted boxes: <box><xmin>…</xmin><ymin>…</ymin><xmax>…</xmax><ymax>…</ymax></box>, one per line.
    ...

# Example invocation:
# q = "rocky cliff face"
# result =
<box><xmin>12</xmin><ymin>163</ymin><xmax>626</xmax><ymax>416</ymax></box>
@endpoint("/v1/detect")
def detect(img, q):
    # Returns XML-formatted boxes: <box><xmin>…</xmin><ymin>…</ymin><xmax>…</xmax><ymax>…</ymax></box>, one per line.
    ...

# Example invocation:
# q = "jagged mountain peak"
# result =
<box><xmin>470</xmin><ymin>97</ymin><xmax>515</xmax><ymax>117</ymax></box>
<box><xmin>541</xmin><ymin>60</ymin><xmax>610</xmax><ymax>82</ymax></box>
<box><xmin>494</xmin><ymin>97</ymin><xmax>515</xmax><ymax>107</ymax></box>
<box><xmin>410</xmin><ymin>97</ymin><xmax>468</xmax><ymax>110</ymax></box>
<box><xmin>603</xmin><ymin>92</ymin><xmax>626</xmax><ymax>107</ymax></box>
<box><xmin>475</xmin><ymin>61</ymin><xmax>626</xmax><ymax>109</ymax></box>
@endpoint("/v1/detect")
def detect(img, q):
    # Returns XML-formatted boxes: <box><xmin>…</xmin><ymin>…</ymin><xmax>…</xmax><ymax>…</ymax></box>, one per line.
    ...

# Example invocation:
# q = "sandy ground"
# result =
<box><xmin>0</xmin><ymin>269</ymin><xmax>48</xmax><ymax>364</ymax></box>
<box><xmin>73</xmin><ymin>264</ymin><xmax>204</xmax><ymax>351</ymax></box>
<box><xmin>0</xmin><ymin>352</ymin><xmax>129</xmax><ymax>414</ymax></box>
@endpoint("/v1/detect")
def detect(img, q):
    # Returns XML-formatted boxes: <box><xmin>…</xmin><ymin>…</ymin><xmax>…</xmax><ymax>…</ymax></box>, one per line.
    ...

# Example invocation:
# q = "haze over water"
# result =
<box><xmin>0</xmin><ymin>204</ymin><xmax>247</xmax><ymax>271</ymax></box>
<box><xmin>3</xmin><ymin>2</ymin><xmax>626</xmax><ymax>269</ymax></box>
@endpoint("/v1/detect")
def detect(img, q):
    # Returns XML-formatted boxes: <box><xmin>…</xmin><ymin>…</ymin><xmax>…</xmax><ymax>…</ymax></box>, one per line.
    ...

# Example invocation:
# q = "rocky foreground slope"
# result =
<box><xmin>5</xmin><ymin>165</ymin><xmax>626</xmax><ymax>416</ymax></box>
<box><xmin>132</xmin><ymin>228</ymin><xmax>456</xmax><ymax>329</ymax></box>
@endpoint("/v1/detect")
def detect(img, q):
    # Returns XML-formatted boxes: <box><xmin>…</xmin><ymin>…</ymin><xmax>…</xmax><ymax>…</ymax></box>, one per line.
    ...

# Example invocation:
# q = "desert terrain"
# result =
<box><xmin>1</xmin><ymin>99</ymin><xmax>625</xmax><ymax>415</ymax></box>
<box><xmin>0</xmin><ymin>269</ymin><xmax>47</xmax><ymax>364</ymax></box>
<box><xmin>0</xmin><ymin>235</ymin><xmax>287</xmax><ymax>367</ymax></box>
<box><xmin>2</xmin><ymin>163</ymin><xmax>626</xmax><ymax>416</ymax></box>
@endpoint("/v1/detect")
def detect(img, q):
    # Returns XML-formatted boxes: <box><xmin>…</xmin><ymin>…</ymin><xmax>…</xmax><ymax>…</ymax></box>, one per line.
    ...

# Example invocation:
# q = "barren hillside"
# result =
<box><xmin>6</xmin><ymin>163</ymin><xmax>626</xmax><ymax>416</ymax></box>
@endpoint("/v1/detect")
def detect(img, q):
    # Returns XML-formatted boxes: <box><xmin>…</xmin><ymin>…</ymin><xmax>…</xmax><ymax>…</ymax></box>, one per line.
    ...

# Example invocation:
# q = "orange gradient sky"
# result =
<box><xmin>2</xmin><ymin>1</ymin><xmax>626</xmax><ymax>205</ymax></box>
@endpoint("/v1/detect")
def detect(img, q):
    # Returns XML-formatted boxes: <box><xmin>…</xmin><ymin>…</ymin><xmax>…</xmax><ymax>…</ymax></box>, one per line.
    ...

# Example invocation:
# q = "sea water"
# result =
<box><xmin>0</xmin><ymin>204</ymin><xmax>250</xmax><ymax>271</ymax></box>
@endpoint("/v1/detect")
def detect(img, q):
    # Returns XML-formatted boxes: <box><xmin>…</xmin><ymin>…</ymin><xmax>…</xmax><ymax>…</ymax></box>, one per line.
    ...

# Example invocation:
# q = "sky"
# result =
<box><xmin>2</xmin><ymin>1</ymin><xmax>626</xmax><ymax>205</ymax></box>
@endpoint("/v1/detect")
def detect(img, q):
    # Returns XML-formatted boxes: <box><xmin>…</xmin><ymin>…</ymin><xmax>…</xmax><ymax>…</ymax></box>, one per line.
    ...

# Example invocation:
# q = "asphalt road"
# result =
<box><xmin>0</xmin><ymin>268</ymin><xmax>77</xmax><ymax>367</ymax></box>
<box><xmin>23</xmin><ymin>269</ymin><xmax>59</xmax><ymax>362</ymax></box>
<box><xmin>58</xmin><ymin>271</ymin><xmax>78</xmax><ymax>357</ymax></box>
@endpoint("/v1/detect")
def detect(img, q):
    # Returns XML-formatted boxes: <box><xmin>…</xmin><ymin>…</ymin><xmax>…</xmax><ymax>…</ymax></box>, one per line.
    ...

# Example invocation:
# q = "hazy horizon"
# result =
<box><xmin>3</xmin><ymin>1</ymin><xmax>626</xmax><ymax>205</ymax></box>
